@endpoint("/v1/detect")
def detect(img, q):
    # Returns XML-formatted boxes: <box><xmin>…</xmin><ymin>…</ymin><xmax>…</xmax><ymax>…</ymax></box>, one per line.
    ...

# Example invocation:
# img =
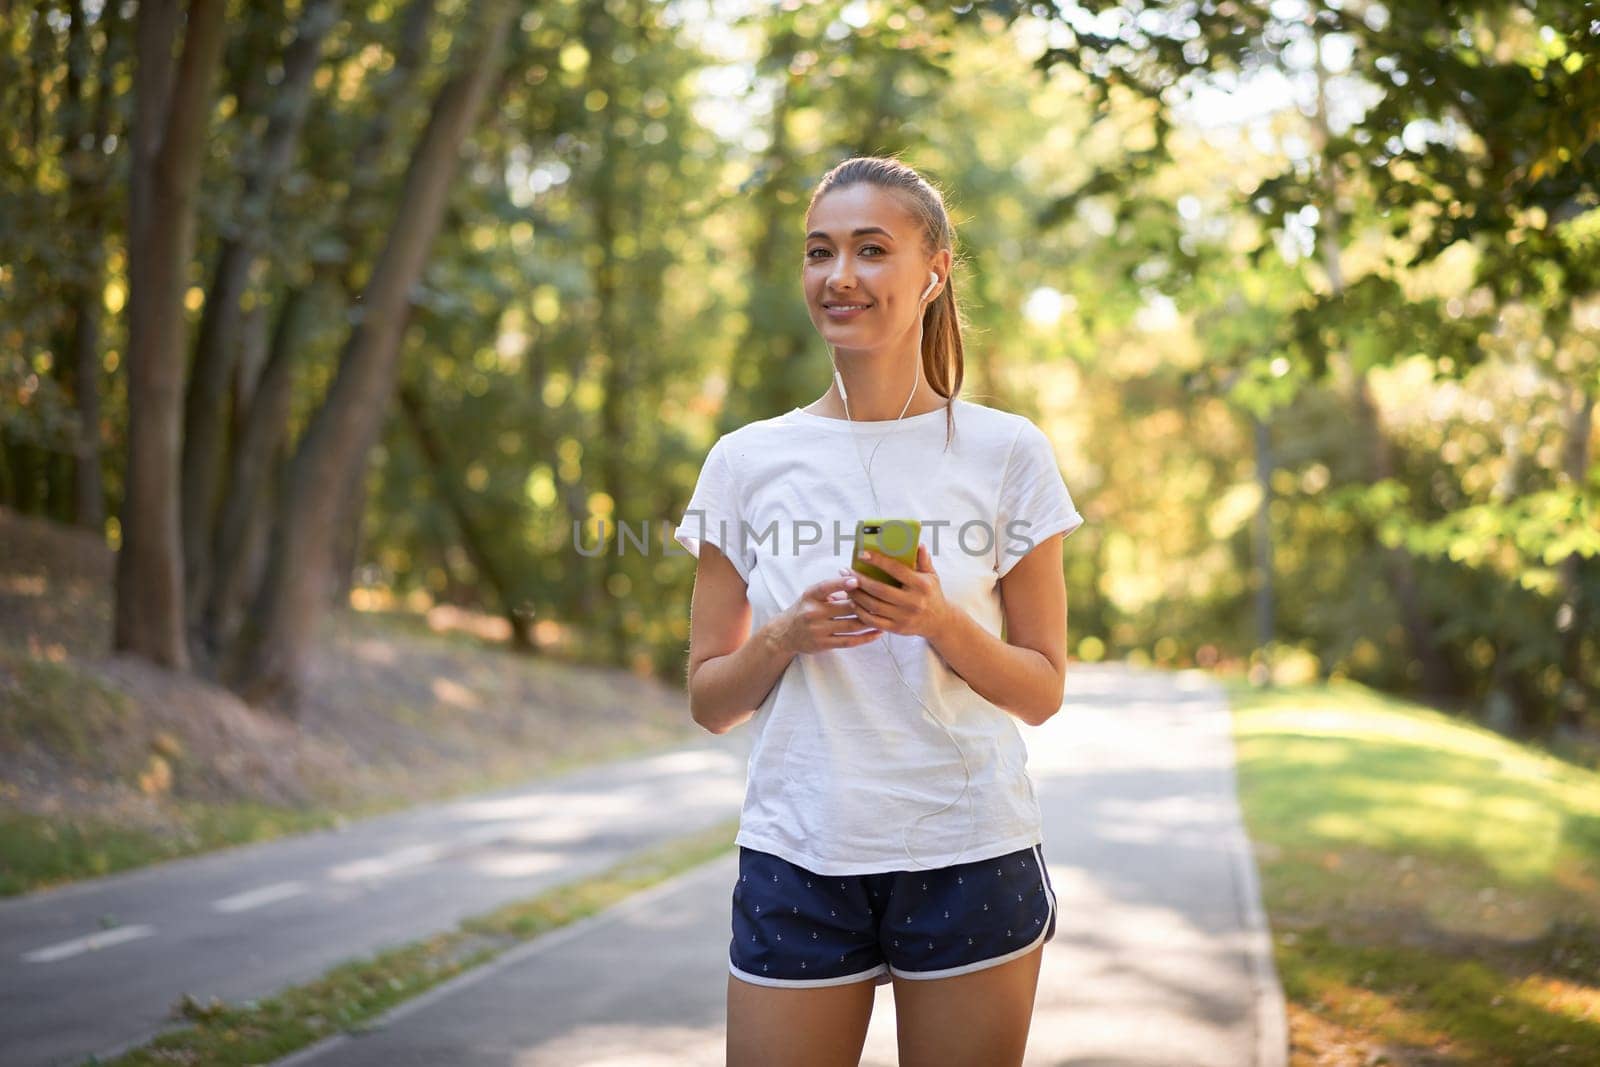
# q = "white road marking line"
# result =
<box><xmin>22</xmin><ymin>923</ymin><xmax>155</xmax><ymax>963</ymax></box>
<box><xmin>212</xmin><ymin>880</ymin><xmax>308</xmax><ymax>913</ymax></box>
<box><xmin>328</xmin><ymin>842</ymin><xmax>444</xmax><ymax>882</ymax></box>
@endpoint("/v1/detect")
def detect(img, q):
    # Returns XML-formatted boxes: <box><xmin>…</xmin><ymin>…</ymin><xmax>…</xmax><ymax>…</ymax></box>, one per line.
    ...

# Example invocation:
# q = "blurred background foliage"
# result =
<box><xmin>1</xmin><ymin>0</ymin><xmax>1595</xmax><ymax>737</ymax></box>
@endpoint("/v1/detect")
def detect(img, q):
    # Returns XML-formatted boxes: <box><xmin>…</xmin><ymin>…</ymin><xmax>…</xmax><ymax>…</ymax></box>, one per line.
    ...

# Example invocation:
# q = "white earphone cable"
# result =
<box><xmin>824</xmin><ymin>272</ymin><xmax>976</xmax><ymax>872</ymax></box>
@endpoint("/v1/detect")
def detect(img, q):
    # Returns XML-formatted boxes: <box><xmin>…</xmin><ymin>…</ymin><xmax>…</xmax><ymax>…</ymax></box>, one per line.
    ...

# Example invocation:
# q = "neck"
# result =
<box><xmin>817</xmin><ymin>346</ymin><xmax>946</xmax><ymax>422</ymax></box>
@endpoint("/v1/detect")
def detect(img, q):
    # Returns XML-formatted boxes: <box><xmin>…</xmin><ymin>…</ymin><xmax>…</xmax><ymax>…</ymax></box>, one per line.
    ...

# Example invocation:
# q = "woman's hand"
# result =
<box><xmin>771</xmin><ymin>574</ymin><xmax>885</xmax><ymax>656</ymax></box>
<box><xmin>841</xmin><ymin>543</ymin><xmax>954</xmax><ymax>642</ymax></box>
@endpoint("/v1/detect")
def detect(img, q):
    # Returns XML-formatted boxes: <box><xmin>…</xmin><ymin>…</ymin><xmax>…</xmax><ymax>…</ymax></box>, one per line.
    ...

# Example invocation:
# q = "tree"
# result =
<box><xmin>179</xmin><ymin>0</ymin><xmax>342</xmax><ymax>635</ymax></box>
<box><xmin>115</xmin><ymin>0</ymin><xmax>227</xmax><ymax>669</ymax></box>
<box><xmin>232</xmin><ymin>0</ymin><xmax>516</xmax><ymax>708</ymax></box>
<box><xmin>1006</xmin><ymin>0</ymin><xmax>1598</xmax><ymax>722</ymax></box>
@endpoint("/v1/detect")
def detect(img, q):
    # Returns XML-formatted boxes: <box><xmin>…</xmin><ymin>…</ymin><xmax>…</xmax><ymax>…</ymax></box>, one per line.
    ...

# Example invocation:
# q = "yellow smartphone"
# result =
<box><xmin>851</xmin><ymin>519</ymin><xmax>921</xmax><ymax>588</ymax></box>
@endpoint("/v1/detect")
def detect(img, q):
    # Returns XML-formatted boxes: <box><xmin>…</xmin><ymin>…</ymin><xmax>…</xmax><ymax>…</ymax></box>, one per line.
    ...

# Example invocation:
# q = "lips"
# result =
<box><xmin>823</xmin><ymin>302</ymin><xmax>873</xmax><ymax>315</ymax></box>
<box><xmin>823</xmin><ymin>302</ymin><xmax>871</xmax><ymax>321</ymax></box>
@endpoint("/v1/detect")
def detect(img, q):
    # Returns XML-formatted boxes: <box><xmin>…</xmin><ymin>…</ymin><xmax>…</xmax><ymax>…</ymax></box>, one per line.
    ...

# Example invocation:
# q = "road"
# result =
<box><xmin>2</xmin><ymin>662</ymin><xmax>1286</xmax><ymax>1067</ymax></box>
<box><xmin>273</xmin><ymin>663</ymin><xmax>1288</xmax><ymax>1067</ymax></box>
<box><xmin>0</xmin><ymin>736</ymin><xmax>750</xmax><ymax>1067</ymax></box>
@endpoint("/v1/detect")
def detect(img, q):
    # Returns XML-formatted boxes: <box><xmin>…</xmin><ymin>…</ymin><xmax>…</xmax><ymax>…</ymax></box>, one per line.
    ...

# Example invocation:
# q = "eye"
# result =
<box><xmin>805</xmin><ymin>245</ymin><xmax>885</xmax><ymax>259</ymax></box>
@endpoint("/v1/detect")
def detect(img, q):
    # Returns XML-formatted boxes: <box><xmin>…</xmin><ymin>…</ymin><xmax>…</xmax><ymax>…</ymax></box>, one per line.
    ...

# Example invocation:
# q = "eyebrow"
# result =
<box><xmin>805</xmin><ymin>226</ymin><xmax>895</xmax><ymax>242</ymax></box>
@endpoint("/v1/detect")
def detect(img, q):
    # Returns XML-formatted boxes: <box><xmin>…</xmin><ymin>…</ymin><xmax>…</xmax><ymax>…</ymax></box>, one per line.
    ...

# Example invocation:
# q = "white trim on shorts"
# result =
<box><xmin>887</xmin><ymin>842</ymin><xmax>1058</xmax><ymax>982</ymax></box>
<box><xmin>730</xmin><ymin>959</ymin><xmax>890</xmax><ymax>988</ymax></box>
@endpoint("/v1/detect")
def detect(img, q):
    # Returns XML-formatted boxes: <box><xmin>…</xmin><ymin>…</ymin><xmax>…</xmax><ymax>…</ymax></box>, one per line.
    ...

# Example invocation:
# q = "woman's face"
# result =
<box><xmin>803</xmin><ymin>184</ymin><xmax>944</xmax><ymax>351</ymax></box>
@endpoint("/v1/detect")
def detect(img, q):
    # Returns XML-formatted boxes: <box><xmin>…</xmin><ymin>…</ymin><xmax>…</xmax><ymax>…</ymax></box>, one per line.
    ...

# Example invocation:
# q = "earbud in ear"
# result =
<box><xmin>920</xmin><ymin>271</ymin><xmax>940</xmax><ymax>302</ymax></box>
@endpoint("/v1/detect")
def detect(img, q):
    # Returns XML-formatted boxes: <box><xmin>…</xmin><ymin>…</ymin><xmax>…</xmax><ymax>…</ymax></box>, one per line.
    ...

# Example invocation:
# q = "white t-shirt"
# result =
<box><xmin>673</xmin><ymin>396</ymin><xmax>1085</xmax><ymax>875</ymax></box>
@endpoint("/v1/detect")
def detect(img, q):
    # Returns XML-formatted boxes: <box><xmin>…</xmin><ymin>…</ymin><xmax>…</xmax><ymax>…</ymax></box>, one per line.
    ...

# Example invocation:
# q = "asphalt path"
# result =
<box><xmin>0</xmin><ymin>736</ymin><xmax>751</xmax><ymax>1067</ymax></box>
<box><xmin>270</xmin><ymin>663</ymin><xmax>1289</xmax><ymax>1067</ymax></box>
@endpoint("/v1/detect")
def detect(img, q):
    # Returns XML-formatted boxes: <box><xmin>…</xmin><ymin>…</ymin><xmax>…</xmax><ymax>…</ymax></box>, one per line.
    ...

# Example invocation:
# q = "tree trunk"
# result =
<box><xmin>528</xmin><ymin>344</ymin><xmax>603</xmax><ymax>630</ymax></box>
<box><xmin>201</xmin><ymin>0</ymin><xmax>438</xmax><ymax>655</ymax></box>
<box><xmin>319</xmin><ymin>0</ymin><xmax>440</xmax><ymax>612</ymax></box>
<box><xmin>115</xmin><ymin>0</ymin><xmax>226</xmax><ymax>670</ymax></box>
<box><xmin>64</xmin><ymin>0</ymin><xmax>119</xmax><ymax>533</ymax></box>
<box><xmin>1558</xmin><ymin>382</ymin><xmax>1595</xmax><ymax>729</ymax></box>
<box><xmin>326</xmin><ymin>446</ymin><xmax>371</xmax><ymax>612</ymax></box>
<box><xmin>1252</xmin><ymin>413</ymin><xmax>1276</xmax><ymax>652</ymax></box>
<box><xmin>47</xmin><ymin>362</ymin><xmax>76</xmax><ymax>524</ymax></box>
<box><xmin>1310</xmin><ymin>38</ymin><xmax>1452</xmax><ymax>699</ymax></box>
<box><xmin>333</xmin><ymin>0</ymin><xmax>439</xmax><ymax>298</ymax></box>
<box><xmin>588</xmin><ymin>4</ymin><xmax>631</xmax><ymax>662</ymax></box>
<box><xmin>230</xmin><ymin>0</ymin><xmax>515</xmax><ymax>710</ymax></box>
<box><xmin>398</xmin><ymin>382</ymin><xmax>536</xmax><ymax>649</ymax></box>
<box><xmin>203</xmin><ymin>282</ymin><xmax>316</xmax><ymax>664</ymax></box>
<box><xmin>5</xmin><ymin>444</ymin><xmax>44</xmax><ymax>513</ymax></box>
<box><xmin>67</xmin><ymin>246</ymin><xmax>107</xmax><ymax>533</ymax></box>
<box><xmin>181</xmin><ymin>0</ymin><xmax>340</xmax><ymax>624</ymax></box>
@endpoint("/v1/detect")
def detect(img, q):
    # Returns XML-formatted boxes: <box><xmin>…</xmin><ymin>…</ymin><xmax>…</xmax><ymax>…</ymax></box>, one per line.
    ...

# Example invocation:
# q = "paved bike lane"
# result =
<box><xmin>275</xmin><ymin>663</ymin><xmax>1288</xmax><ymax>1067</ymax></box>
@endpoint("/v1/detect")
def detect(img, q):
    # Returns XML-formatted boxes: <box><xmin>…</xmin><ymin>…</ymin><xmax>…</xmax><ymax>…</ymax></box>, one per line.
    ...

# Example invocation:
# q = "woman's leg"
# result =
<box><xmin>890</xmin><ymin>941</ymin><xmax>1045</xmax><ymax>1067</ymax></box>
<box><xmin>726</xmin><ymin>972</ymin><xmax>877</xmax><ymax>1067</ymax></box>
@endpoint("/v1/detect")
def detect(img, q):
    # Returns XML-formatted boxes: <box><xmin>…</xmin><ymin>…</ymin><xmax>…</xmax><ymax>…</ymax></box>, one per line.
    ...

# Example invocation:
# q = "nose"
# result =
<box><xmin>826</xmin><ymin>254</ymin><xmax>857</xmax><ymax>291</ymax></box>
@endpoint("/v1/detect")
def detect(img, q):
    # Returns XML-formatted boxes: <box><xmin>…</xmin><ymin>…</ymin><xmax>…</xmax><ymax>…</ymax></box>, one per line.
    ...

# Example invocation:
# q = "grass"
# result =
<box><xmin>0</xmin><ymin>715</ymin><xmax>709</xmax><ymax>899</ymax></box>
<box><xmin>0</xmin><ymin>805</ymin><xmax>339</xmax><ymax>897</ymax></box>
<box><xmin>0</xmin><ymin>648</ymin><xmax>133</xmax><ymax>765</ymax></box>
<box><xmin>1223</xmin><ymin>674</ymin><xmax>1600</xmax><ymax>1065</ymax></box>
<box><xmin>87</xmin><ymin>817</ymin><xmax>741</xmax><ymax>1066</ymax></box>
<box><xmin>0</xmin><ymin>589</ymin><xmax>706</xmax><ymax>897</ymax></box>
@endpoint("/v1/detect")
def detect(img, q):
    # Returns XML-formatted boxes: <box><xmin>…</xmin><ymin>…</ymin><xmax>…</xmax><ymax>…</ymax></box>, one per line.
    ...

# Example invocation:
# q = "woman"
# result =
<box><xmin>673</xmin><ymin>155</ymin><xmax>1085</xmax><ymax>1067</ymax></box>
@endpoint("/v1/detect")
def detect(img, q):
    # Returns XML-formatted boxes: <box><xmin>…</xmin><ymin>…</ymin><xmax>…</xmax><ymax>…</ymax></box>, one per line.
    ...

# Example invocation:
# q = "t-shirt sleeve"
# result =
<box><xmin>673</xmin><ymin>437</ymin><xmax>754</xmax><ymax>584</ymax></box>
<box><xmin>994</xmin><ymin>420</ymin><xmax>1085</xmax><ymax>578</ymax></box>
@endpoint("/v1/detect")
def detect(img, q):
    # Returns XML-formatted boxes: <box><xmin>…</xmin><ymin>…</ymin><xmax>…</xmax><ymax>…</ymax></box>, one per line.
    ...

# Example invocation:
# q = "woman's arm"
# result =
<box><xmin>847</xmin><ymin>535</ymin><xmax>1069</xmax><ymax>727</ymax></box>
<box><xmin>930</xmin><ymin>532</ymin><xmax>1069</xmax><ymax>726</ymax></box>
<box><xmin>685</xmin><ymin>544</ymin><xmax>788</xmax><ymax>734</ymax></box>
<box><xmin>686</xmin><ymin>543</ymin><xmax>880</xmax><ymax>734</ymax></box>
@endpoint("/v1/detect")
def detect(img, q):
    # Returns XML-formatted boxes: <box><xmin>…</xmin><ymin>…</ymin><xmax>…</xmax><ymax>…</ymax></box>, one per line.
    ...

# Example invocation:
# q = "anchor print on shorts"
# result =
<box><xmin>731</xmin><ymin>844</ymin><xmax>1053</xmax><ymax>984</ymax></box>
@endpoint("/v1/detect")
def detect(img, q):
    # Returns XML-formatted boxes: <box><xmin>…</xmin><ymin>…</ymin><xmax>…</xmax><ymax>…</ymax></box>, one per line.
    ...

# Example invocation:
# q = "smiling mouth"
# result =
<box><xmin>823</xmin><ymin>303</ymin><xmax>872</xmax><ymax>310</ymax></box>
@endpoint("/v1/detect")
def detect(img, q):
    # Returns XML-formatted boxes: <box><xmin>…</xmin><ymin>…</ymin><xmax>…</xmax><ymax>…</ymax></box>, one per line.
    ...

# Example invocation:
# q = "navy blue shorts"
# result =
<box><xmin>729</xmin><ymin>842</ymin><xmax>1058</xmax><ymax>988</ymax></box>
